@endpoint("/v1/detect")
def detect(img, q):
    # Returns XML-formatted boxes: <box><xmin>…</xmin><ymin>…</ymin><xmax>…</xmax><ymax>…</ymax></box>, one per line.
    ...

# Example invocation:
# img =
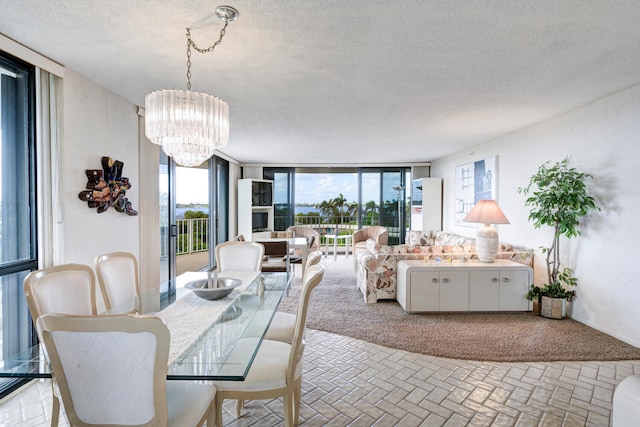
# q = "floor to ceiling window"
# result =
<box><xmin>264</xmin><ymin>167</ymin><xmax>410</xmax><ymax>243</ymax></box>
<box><xmin>211</xmin><ymin>156</ymin><xmax>230</xmax><ymax>267</ymax></box>
<box><xmin>160</xmin><ymin>154</ymin><xmax>230</xmax><ymax>285</ymax></box>
<box><xmin>359</xmin><ymin>168</ymin><xmax>409</xmax><ymax>244</ymax></box>
<box><xmin>175</xmin><ymin>164</ymin><xmax>209</xmax><ymax>275</ymax></box>
<box><xmin>264</xmin><ymin>168</ymin><xmax>295</xmax><ymax>231</ymax></box>
<box><xmin>0</xmin><ymin>51</ymin><xmax>37</xmax><ymax>397</ymax></box>
<box><xmin>159</xmin><ymin>150</ymin><xmax>172</xmax><ymax>286</ymax></box>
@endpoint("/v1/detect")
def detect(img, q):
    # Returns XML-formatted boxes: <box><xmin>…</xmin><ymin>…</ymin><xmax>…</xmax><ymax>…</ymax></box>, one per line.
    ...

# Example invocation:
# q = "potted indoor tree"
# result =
<box><xmin>519</xmin><ymin>157</ymin><xmax>599</xmax><ymax>319</ymax></box>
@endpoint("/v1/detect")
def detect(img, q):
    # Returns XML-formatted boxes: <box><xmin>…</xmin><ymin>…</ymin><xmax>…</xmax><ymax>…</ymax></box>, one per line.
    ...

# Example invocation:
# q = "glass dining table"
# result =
<box><xmin>0</xmin><ymin>270</ymin><xmax>292</xmax><ymax>382</ymax></box>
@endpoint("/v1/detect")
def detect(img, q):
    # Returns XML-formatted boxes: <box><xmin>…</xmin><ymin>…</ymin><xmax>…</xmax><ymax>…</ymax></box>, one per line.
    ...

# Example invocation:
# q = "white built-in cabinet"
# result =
<box><xmin>410</xmin><ymin>178</ymin><xmax>442</xmax><ymax>231</ymax></box>
<box><xmin>397</xmin><ymin>259</ymin><xmax>532</xmax><ymax>312</ymax></box>
<box><xmin>237</xmin><ymin>179</ymin><xmax>274</xmax><ymax>241</ymax></box>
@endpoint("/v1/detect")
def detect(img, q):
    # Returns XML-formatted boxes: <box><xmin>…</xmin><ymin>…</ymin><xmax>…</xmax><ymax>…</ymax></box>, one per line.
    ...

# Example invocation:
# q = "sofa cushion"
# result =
<box><xmin>434</xmin><ymin>231</ymin><xmax>476</xmax><ymax>246</ymax></box>
<box><xmin>365</xmin><ymin>238</ymin><xmax>383</xmax><ymax>254</ymax></box>
<box><xmin>366</xmin><ymin>239</ymin><xmax>407</xmax><ymax>255</ymax></box>
<box><xmin>407</xmin><ymin>230</ymin><xmax>437</xmax><ymax>246</ymax></box>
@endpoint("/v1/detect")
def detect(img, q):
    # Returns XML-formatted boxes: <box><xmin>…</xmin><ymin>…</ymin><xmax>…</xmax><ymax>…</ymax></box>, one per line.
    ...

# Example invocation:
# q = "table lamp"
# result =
<box><xmin>463</xmin><ymin>200</ymin><xmax>510</xmax><ymax>262</ymax></box>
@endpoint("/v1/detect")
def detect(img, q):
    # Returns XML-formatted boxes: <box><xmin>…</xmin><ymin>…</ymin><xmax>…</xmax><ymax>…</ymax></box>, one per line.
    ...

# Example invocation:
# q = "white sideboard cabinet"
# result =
<box><xmin>397</xmin><ymin>259</ymin><xmax>532</xmax><ymax>313</ymax></box>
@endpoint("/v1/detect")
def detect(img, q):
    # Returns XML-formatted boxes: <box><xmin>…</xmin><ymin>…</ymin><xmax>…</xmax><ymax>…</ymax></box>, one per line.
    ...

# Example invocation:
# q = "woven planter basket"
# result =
<box><xmin>541</xmin><ymin>296</ymin><xmax>566</xmax><ymax>319</ymax></box>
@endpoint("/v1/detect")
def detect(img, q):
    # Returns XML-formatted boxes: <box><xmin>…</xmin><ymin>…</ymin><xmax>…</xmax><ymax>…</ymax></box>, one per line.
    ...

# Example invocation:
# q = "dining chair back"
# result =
<box><xmin>37</xmin><ymin>313</ymin><xmax>216</xmax><ymax>427</ymax></box>
<box><xmin>288</xmin><ymin>263</ymin><xmax>324</xmax><ymax>358</ymax></box>
<box><xmin>265</xmin><ymin>256</ymin><xmax>324</xmax><ymax>344</ymax></box>
<box><xmin>23</xmin><ymin>263</ymin><xmax>97</xmax><ymax>324</ymax></box>
<box><xmin>23</xmin><ymin>263</ymin><xmax>98</xmax><ymax>427</ymax></box>
<box><xmin>215</xmin><ymin>241</ymin><xmax>264</xmax><ymax>272</ymax></box>
<box><xmin>94</xmin><ymin>251</ymin><xmax>140</xmax><ymax>313</ymax></box>
<box><xmin>305</xmin><ymin>250</ymin><xmax>323</xmax><ymax>272</ymax></box>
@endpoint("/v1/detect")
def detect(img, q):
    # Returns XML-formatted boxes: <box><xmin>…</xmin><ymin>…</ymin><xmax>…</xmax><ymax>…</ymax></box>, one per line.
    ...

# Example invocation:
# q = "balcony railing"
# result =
<box><xmin>176</xmin><ymin>218</ymin><xmax>209</xmax><ymax>255</ymax></box>
<box><xmin>167</xmin><ymin>214</ymin><xmax>405</xmax><ymax>257</ymax></box>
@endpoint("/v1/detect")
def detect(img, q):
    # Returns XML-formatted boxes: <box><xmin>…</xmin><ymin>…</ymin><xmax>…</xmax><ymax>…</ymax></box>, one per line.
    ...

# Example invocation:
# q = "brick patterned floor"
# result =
<box><xmin>3</xmin><ymin>329</ymin><xmax>637</xmax><ymax>426</ymax></box>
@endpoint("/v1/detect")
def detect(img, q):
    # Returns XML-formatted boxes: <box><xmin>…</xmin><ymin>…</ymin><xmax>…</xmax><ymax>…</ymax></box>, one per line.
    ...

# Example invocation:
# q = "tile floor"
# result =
<box><xmin>0</xmin><ymin>328</ymin><xmax>637</xmax><ymax>426</ymax></box>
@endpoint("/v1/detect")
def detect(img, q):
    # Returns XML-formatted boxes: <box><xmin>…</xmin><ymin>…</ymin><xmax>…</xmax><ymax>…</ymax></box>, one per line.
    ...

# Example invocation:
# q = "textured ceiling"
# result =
<box><xmin>2</xmin><ymin>0</ymin><xmax>640</xmax><ymax>164</ymax></box>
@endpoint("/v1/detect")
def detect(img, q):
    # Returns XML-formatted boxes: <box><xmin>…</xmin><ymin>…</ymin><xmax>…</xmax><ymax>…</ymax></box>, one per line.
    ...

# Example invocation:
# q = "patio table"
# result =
<box><xmin>324</xmin><ymin>234</ymin><xmax>352</xmax><ymax>261</ymax></box>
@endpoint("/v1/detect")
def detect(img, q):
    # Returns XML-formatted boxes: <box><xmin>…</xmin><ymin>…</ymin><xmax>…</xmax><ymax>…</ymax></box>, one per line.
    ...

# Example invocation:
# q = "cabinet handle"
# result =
<box><xmin>503</xmin><ymin>278</ymin><xmax>510</xmax><ymax>283</ymax></box>
<box><xmin>432</xmin><ymin>278</ymin><xmax>438</xmax><ymax>283</ymax></box>
<box><xmin>442</xmin><ymin>278</ymin><xmax>450</xmax><ymax>284</ymax></box>
<box><xmin>492</xmin><ymin>278</ymin><xmax>498</xmax><ymax>283</ymax></box>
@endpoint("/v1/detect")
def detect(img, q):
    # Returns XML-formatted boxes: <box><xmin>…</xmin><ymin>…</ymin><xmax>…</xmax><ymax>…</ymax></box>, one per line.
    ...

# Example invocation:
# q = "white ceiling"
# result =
<box><xmin>2</xmin><ymin>0</ymin><xmax>640</xmax><ymax>165</ymax></box>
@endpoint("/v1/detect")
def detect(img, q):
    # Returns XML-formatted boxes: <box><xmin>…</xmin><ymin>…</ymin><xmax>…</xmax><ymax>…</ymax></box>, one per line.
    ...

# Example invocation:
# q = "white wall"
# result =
<box><xmin>431</xmin><ymin>84</ymin><xmax>640</xmax><ymax>347</ymax></box>
<box><xmin>60</xmin><ymin>69</ymin><xmax>140</xmax><ymax>267</ymax></box>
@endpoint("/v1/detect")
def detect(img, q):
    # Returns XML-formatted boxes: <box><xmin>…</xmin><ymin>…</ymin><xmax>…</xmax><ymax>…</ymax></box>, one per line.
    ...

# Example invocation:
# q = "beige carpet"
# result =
<box><xmin>278</xmin><ymin>257</ymin><xmax>640</xmax><ymax>362</ymax></box>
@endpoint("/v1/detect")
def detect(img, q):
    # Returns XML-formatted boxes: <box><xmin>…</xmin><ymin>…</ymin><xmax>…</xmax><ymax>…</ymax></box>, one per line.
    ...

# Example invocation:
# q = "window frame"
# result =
<box><xmin>0</xmin><ymin>49</ymin><xmax>39</xmax><ymax>398</ymax></box>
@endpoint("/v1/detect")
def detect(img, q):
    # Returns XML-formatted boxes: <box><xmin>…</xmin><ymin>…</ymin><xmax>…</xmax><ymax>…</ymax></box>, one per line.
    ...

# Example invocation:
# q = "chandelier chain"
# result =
<box><xmin>186</xmin><ymin>21</ymin><xmax>230</xmax><ymax>91</ymax></box>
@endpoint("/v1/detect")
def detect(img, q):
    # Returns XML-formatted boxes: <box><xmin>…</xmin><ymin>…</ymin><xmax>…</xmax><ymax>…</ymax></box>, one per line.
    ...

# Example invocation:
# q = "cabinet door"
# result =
<box><xmin>409</xmin><ymin>271</ymin><xmax>440</xmax><ymax>311</ymax></box>
<box><xmin>499</xmin><ymin>270</ymin><xmax>530</xmax><ymax>311</ymax></box>
<box><xmin>469</xmin><ymin>270</ymin><xmax>500</xmax><ymax>311</ymax></box>
<box><xmin>439</xmin><ymin>271</ymin><xmax>469</xmax><ymax>311</ymax></box>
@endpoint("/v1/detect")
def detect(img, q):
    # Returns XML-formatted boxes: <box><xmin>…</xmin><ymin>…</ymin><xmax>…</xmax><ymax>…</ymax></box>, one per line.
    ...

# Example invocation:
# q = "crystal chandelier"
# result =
<box><xmin>144</xmin><ymin>5</ymin><xmax>238</xmax><ymax>167</ymax></box>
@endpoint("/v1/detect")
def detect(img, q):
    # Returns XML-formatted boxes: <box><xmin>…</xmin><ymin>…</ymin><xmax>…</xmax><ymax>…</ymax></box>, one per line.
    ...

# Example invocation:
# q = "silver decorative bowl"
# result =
<box><xmin>185</xmin><ymin>278</ymin><xmax>242</xmax><ymax>300</ymax></box>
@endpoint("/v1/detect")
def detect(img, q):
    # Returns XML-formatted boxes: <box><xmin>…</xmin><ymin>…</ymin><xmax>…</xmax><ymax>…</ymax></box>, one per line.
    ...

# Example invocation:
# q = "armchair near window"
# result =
<box><xmin>286</xmin><ymin>226</ymin><xmax>321</xmax><ymax>252</ymax></box>
<box><xmin>352</xmin><ymin>226</ymin><xmax>388</xmax><ymax>255</ymax></box>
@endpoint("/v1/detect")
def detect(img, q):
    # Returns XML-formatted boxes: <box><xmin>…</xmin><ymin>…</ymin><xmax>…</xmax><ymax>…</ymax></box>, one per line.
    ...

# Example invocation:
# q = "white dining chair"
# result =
<box><xmin>23</xmin><ymin>263</ymin><xmax>98</xmax><ymax>427</ymax></box>
<box><xmin>212</xmin><ymin>264</ymin><xmax>325</xmax><ymax>426</ymax></box>
<box><xmin>265</xmin><ymin>254</ymin><xmax>323</xmax><ymax>343</ymax></box>
<box><xmin>37</xmin><ymin>313</ymin><xmax>216</xmax><ymax>427</ymax></box>
<box><xmin>94</xmin><ymin>251</ymin><xmax>140</xmax><ymax>313</ymax></box>
<box><xmin>215</xmin><ymin>241</ymin><xmax>264</xmax><ymax>272</ymax></box>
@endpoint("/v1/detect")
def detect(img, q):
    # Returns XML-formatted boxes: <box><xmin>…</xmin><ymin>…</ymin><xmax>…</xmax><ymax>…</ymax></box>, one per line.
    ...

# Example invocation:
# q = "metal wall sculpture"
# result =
<box><xmin>78</xmin><ymin>156</ymin><xmax>138</xmax><ymax>215</ymax></box>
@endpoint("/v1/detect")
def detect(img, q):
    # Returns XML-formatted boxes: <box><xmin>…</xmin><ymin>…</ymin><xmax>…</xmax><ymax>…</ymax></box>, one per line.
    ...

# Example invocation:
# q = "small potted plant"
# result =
<box><xmin>519</xmin><ymin>157</ymin><xmax>599</xmax><ymax>319</ymax></box>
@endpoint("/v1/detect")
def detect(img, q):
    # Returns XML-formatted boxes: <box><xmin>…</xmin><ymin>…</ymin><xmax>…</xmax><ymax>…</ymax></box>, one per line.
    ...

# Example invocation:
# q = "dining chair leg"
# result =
<box><xmin>234</xmin><ymin>399</ymin><xmax>244</xmax><ymax>418</ymax></box>
<box><xmin>50</xmin><ymin>382</ymin><xmax>60</xmax><ymax>427</ymax></box>
<box><xmin>206</xmin><ymin>401</ymin><xmax>216</xmax><ymax>427</ymax></box>
<box><xmin>214</xmin><ymin>395</ymin><xmax>224</xmax><ymax>427</ymax></box>
<box><xmin>283</xmin><ymin>389</ymin><xmax>294</xmax><ymax>427</ymax></box>
<box><xmin>293</xmin><ymin>379</ymin><xmax>302</xmax><ymax>423</ymax></box>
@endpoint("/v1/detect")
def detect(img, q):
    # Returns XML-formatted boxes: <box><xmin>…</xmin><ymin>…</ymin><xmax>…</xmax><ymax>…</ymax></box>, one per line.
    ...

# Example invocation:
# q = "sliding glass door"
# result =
<box><xmin>359</xmin><ymin>168</ymin><xmax>409</xmax><ymax>244</ymax></box>
<box><xmin>160</xmin><ymin>154</ymin><xmax>230</xmax><ymax>283</ymax></box>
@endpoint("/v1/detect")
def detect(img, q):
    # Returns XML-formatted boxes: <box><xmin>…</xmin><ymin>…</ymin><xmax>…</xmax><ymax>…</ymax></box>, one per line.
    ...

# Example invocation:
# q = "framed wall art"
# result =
<box><xmin>455</xmin><ymin>156</ymin><xmax>497</xmax><ymax>226</ymax></box>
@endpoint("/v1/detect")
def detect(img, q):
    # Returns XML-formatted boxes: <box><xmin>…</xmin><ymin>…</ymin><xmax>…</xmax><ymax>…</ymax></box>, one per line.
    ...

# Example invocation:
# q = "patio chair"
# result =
<box><xmin>286</xmin><ymin>226</ymin><xmax>321</xmax><ymax>252</ymax></box>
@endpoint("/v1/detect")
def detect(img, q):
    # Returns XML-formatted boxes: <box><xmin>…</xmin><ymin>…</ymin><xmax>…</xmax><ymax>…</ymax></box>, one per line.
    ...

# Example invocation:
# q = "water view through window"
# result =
<box><xmin>269</xmin><ymin>168</ymin><xmax>410</xmax><ymax>244</ymax></box>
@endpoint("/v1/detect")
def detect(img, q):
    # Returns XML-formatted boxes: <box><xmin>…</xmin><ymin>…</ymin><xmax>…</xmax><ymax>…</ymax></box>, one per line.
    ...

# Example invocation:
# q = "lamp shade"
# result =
<box><xmin>463</xmin><ymin>200</ymin><xmax>509</xmax><ymax>263</ymax></box>
<box><xmin>463</xmin><ymin>200</ymin><xmax>510</xmax><ymax>225</ymax></box>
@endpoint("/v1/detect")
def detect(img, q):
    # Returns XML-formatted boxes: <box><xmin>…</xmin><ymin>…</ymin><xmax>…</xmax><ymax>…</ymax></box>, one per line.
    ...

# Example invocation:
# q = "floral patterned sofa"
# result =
<box><xmin>355</xmin><ymin>230</ymin><xmax>533</xmax><ymax>303</ymax></box>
